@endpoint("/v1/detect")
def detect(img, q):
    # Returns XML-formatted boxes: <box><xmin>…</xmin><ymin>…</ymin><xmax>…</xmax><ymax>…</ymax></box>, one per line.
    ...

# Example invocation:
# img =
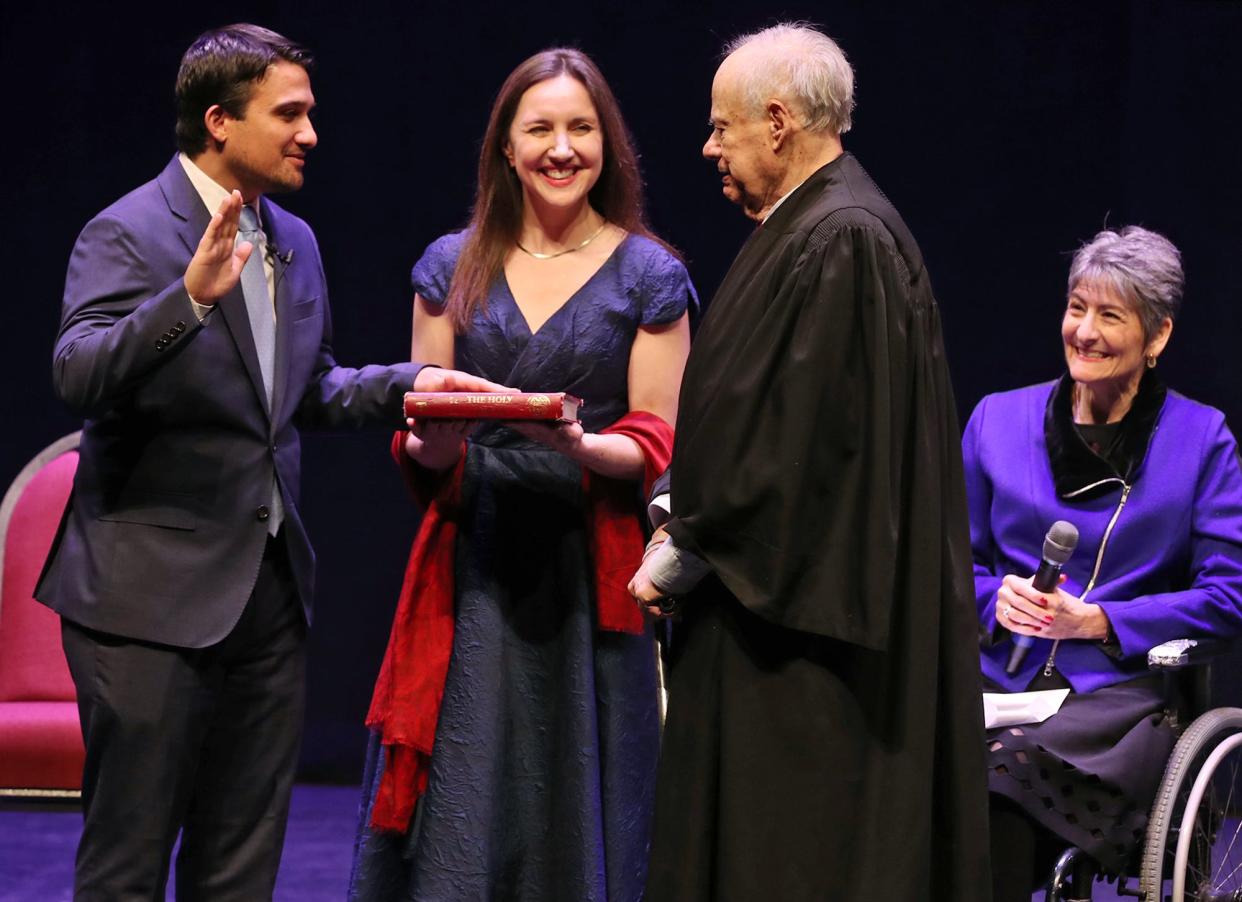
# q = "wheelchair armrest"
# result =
<box><xmin>1148</xmin><ymin>638</ymin><xmax>1230</xmax><ymax>671</ymax></box>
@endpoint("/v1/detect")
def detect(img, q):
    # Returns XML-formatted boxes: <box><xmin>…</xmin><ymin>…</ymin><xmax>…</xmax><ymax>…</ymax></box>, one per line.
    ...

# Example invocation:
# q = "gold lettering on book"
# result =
<box><xmin>413</xmin><ymin>395</ymin><xmax>528</xmax><ymax>408</ymax></box>
<box><xmin>529</xmin><ymin>395</ymin><xmax>551</xmax><ymax>409</ymax></box>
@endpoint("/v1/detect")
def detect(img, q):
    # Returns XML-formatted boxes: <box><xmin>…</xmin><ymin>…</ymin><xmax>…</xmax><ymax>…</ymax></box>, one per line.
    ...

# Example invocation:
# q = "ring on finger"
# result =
<box><xmin>1002</xmin><ymin>604</ymin><xmax>1013</xmax><ymax>619</ymax></box>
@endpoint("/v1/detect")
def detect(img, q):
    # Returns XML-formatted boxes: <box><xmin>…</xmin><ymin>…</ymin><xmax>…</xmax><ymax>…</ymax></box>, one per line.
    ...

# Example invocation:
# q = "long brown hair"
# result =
<box><xmin>445</xmin><ymin>48</ymin><xmax>666</xmax><ymax>331</ymax></box>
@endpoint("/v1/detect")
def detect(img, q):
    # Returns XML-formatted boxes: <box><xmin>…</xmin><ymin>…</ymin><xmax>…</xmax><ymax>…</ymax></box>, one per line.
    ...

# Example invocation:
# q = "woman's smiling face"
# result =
<box><xmin>504</xmin><ymin>74</ymin><xmax>603</xmax><ymax>215</ymax></box>
<box><xmin>1062</xmin><ymin>279</ymin><xmax>1169</xmax><ymax>392</ymax></box>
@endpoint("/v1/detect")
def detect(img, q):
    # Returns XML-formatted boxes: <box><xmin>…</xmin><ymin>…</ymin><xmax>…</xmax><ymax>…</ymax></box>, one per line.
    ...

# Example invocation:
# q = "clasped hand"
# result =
<box><xmin>995</xmin><ymin>573</ymin><xmax>1109</xmax><ymax>641</ymax></box>
<box><xmin>628</xmin><ymin>527</ymin><xmax>674</xmax><ymax>618</ymax></box>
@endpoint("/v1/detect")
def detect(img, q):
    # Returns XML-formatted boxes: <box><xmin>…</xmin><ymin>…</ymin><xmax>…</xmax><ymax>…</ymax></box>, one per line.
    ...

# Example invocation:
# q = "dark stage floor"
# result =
<box><xmin>0</xmin><ymin>785</ymin><xmax>1183</xmax><ymax>900</ymax></box>
<box><xmin>0</xmin><ymin>783</ymin><xmax>360</xmax><ymax>901</ymax></box>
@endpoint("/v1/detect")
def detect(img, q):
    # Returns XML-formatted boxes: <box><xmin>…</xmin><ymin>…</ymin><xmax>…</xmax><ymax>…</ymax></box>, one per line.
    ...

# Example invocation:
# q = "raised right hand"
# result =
<box><xmin>183</xmin><ymin>190</ymin><xmax>252</xmax><ymax>306</ymax></box>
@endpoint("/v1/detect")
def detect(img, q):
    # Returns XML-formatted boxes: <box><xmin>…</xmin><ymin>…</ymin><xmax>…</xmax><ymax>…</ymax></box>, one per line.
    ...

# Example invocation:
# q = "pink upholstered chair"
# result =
<box><xmin>0</xmin><ymin>432</ymin><xmax>84</xmax><ymax>798</ymax></box>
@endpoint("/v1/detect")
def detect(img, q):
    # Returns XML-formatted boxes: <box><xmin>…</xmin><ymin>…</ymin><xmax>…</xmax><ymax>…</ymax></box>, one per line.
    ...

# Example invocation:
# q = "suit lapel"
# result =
<box><xmin>158</xmin><ymin>157</ymin><xmax>212</xmax><ymax>261</ymax></box>
<box><xmin>218</xmin><ymin>286</ymin><xmax>272</xmax><ymax>420</ymax></box>
<box><xmin>264</xmin><ymin>199</ymin><xmax>296</xmax><ymax>431</ymax></box>
<box><xmin>159</xmin><ymin>157</ymin><xmax>273</xmax><ymax>421</ymax></box>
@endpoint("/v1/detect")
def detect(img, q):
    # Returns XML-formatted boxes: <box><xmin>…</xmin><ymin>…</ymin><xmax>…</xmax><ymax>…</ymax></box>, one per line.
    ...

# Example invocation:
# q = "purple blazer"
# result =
<box><xmin>963</xmin><ymin>374</ymin><xmax>1242</xmax><ymax>693</ymax></box>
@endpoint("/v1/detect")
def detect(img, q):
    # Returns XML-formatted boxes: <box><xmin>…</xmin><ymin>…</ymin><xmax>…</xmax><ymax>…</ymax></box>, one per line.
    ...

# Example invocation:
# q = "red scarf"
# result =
<box><xmin>365</xmin><ymin>411</ymin><xmax>673</xmax><ymax>832</ymax></box>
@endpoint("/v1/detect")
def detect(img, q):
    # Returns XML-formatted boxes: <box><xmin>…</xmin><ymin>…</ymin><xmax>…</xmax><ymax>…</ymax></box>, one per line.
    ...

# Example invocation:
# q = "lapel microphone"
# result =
<box><xmin>265</xmin><ymin>243</ymin><xmax>295</xmax><ymax>267</ymax></box>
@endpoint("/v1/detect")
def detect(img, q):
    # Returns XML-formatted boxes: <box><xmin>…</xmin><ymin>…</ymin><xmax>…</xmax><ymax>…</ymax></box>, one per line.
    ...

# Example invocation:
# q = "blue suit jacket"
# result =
<box><xmin>37</xmin><ymin>156</ymin><xmax>422</xmax><ymax>647</ymax></box>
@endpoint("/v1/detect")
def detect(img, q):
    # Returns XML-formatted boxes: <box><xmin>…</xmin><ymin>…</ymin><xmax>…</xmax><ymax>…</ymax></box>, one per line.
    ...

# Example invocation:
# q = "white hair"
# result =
<box><xmin>1068</xmin><ymin>226</ymin><xmax>1184</xmax><ymax>339</ymax></box>
<box><xmin>725</xmin><ymin>22</ymin><xmax>855</xmax><ymax>135</ymax></box>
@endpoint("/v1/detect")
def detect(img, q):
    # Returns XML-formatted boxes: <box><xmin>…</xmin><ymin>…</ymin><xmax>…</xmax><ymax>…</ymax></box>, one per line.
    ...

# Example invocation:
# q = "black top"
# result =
<box><xmin>1076</xmin><ymin>421</ymin><xmax>1123</xmax><ymax>465</ymax></box>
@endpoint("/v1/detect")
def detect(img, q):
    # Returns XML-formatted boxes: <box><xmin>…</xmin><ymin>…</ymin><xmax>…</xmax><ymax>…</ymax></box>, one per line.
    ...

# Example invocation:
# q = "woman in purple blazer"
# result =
<box><xmin>962</xmin><ymin>226</ymin><xmax>1242</xmax><ymax>900</ymax></box>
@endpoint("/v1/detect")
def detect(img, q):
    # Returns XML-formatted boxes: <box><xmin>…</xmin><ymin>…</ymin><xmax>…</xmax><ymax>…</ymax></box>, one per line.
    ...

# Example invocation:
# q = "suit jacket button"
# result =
<box><xmin>155</xmin><ymin>340</ymin><xmax>167</xmax><ymax>351</ymax></box>
<box><xmin>256</xmin><ymin>505</ymin><xmax>270</xmax><ymax>521</ymax></box>
<box><xmin>175</xmin><ymin>321</ymin><xmax>187</xmax><ymax>332</ymax></box>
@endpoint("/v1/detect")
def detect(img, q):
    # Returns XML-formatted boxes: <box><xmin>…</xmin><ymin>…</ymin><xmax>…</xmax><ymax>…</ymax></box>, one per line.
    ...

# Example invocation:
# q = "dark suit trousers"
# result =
<box><xmin>61</xmin><ymin>535</ymin><xmax>306</xmax><ymax>902</ymax></box>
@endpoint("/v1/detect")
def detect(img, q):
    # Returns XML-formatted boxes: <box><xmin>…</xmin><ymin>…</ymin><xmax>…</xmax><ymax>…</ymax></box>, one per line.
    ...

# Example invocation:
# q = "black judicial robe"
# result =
<box><xmin>647</xmin><ymin>153</ymin><xmax>990</xmax><ymax>901</ymax></box>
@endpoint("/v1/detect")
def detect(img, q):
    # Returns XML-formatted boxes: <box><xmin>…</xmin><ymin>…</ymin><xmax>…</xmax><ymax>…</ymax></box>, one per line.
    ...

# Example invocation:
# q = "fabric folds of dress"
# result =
<box><xmin>366</xmin><ymin>413</ymin><xmax>672</xmax><ymax>833</ymax></box>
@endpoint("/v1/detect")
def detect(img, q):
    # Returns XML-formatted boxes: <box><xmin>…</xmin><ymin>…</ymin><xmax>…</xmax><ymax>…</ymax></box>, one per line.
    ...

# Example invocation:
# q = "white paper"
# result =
<box><xmin>983</xmin><ymin>688</ymin><xmax>1070</xmax><ymax>729</ymax></box>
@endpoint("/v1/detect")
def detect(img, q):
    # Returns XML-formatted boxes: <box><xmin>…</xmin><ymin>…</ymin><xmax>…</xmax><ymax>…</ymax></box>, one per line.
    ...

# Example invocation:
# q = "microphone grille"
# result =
<box><xmin>1043</xmin><ymin>520</ymin><xmax>1079</xmax><ymax>564</ymax></box>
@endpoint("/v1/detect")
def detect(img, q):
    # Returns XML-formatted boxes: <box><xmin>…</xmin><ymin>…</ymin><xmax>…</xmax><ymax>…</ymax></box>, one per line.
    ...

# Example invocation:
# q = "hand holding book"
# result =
<box><xmin>405</xmin><ymin>418</ymin><xmax>475</xmax><ymax>472</ymax></box>
<box><xmin>506</xmin><ymin>417</ymin><xmax>586</xmax><ymax>457</ymax></box>
<box><xmin>402</xmin><ymin>371</ymin><xmax>521</xmax><ymax>471</ymax></box>
<box><xmin>402</xmin><ymin>385</ymin><xmax>583</xmax><ymax>471</ymax></box>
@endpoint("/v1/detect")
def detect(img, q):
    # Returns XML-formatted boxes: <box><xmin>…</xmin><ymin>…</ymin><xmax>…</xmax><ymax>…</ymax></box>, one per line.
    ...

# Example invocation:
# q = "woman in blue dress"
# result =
<box><xmin>350</xmin><ymin>48</ymin><xmax>695</xmax><ymax>901</ymax></box>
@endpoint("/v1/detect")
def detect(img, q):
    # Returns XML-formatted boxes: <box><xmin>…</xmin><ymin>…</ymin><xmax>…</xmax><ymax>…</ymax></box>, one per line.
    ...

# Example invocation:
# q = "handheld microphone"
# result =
<box><xmin>1005</xmin><ymin>520</ymin><xmax>1079</xmax><ymax>675</ymax></box>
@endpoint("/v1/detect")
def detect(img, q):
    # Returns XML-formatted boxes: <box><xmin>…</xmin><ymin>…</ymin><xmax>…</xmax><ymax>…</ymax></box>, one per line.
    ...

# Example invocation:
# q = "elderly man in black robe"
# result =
<box><xmin>629</xmin><ymin>23</ymin><xmax>991</xmax><ymax>901</ymax></box>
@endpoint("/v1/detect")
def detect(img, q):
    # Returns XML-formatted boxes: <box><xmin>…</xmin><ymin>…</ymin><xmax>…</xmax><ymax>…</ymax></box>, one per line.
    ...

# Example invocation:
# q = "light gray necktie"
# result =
<box><xmin>238</xmin><ymin>206</ymin><xmax>276</xmax><ymax>405</ymax></box>
<box><xmin>237</xmin><ymin>205</ymin><xmax>283</xmax><ymax>535</ymax></box>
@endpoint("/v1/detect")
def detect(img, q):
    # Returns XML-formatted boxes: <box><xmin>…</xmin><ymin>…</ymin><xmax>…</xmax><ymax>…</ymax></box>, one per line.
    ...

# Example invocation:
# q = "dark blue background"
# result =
<box><xmin>4</xmin><ymin>0</ymin><xmax>1239</xmax><ymax>780</ymax></box>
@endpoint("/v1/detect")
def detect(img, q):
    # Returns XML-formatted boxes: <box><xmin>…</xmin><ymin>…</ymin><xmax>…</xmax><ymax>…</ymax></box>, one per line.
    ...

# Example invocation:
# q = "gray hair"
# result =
<box><xmin>1068</xmin><ymin>226</ymin><xmax>1184</xmax><ymax>339</ymax></box>
<box><xmin>725</xmin><ymin>23</ymin><xmax>855</xmax><ymax>135</ymax></box>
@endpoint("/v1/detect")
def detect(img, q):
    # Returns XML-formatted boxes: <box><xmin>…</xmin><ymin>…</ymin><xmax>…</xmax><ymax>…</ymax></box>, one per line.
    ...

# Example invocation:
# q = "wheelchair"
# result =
<box><xmin>1045</xmin><ymin>638</ymin><xmax>1242</xmax><ymax>902</ymax></box>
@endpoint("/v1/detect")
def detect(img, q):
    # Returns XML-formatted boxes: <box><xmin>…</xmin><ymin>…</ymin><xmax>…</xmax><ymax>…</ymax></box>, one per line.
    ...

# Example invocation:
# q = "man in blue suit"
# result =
<box><xmin>36</xmin><ymin>24</ymin><xmax>496</xmax><ymax>900</ymax></box>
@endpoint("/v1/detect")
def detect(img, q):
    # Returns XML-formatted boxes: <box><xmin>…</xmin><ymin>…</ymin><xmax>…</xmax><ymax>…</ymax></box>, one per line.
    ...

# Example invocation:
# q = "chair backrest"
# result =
<box><xmin>0</xmin><ymin>433</ymin><xmax>80</xmax><ymax>703</ymax></box>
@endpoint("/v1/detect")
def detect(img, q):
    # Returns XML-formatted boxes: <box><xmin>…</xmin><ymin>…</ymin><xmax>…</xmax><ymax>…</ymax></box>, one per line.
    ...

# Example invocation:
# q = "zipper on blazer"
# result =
<box><xmin>1062</xmin><ymin>476</ymin><xmax>1125</xmax><ymax>500</ymax></box>
<box><xmin>1043</xmin><ymin>482</ymin><xmax>1133</xmax><ymax>677</ymax></box>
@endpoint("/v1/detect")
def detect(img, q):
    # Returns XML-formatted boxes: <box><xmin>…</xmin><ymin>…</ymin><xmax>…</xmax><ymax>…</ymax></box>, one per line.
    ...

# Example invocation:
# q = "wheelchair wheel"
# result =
<box><xmin>1139</xmin><ymin>707</ymin><xmax>1242</xmax><ymax>901</ymax></box>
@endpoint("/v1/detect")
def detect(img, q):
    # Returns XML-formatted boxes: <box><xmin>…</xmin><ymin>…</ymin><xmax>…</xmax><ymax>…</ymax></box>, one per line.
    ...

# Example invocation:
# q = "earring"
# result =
<box><xmin>1145</xmin><ymin>354</ymin><xmax>1158</xmax><ymax>369</ymax></box>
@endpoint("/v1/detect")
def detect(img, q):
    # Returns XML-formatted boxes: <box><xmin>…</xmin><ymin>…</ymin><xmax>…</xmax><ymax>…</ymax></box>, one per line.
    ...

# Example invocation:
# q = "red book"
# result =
<box><xmin>403</xmin><ymin>392</ymin><xmax>583</xmax><ymax>422</ymax></box>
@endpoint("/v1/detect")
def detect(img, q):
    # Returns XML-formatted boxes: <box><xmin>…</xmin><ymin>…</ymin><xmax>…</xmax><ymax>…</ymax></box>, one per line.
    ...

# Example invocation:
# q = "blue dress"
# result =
<box><xmin>349</xmin><ymin>232</ymin><xmax>696</xmax><ymax>902</ymax></box>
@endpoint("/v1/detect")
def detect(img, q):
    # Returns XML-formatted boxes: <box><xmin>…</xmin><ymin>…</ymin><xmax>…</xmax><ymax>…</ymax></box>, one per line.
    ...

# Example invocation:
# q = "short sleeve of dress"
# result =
<box><xmin>410</xmin><ymin>231</ymin><xmax>467</xmax><ymax>309</ymax></box>
<box><xmin>636</xmin><ymin>242</ymin><xmax>698</xmax><ymax>326</ymax></box>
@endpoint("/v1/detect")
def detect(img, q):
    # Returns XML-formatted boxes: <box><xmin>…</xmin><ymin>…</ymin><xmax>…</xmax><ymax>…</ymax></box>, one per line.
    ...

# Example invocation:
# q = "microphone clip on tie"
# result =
<box><xmin>266</xmin><ymin>243</ymin><xmax>295</xmax><ymax>267</ymax></box>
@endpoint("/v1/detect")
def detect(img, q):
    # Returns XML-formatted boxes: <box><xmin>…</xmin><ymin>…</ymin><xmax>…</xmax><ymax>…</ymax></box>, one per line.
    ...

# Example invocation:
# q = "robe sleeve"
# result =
<box><xmin>666</xmin><ymin>215</ymin><xmax>944</xmax><ymax>650</ymax></box>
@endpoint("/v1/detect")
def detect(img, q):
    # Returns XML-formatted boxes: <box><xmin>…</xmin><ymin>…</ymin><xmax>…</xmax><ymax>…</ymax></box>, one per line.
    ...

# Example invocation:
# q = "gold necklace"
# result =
<box><xmin>516</xmin><ymin>221</ymin><xmax>608</xmax><ymax>260</ymax></box>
